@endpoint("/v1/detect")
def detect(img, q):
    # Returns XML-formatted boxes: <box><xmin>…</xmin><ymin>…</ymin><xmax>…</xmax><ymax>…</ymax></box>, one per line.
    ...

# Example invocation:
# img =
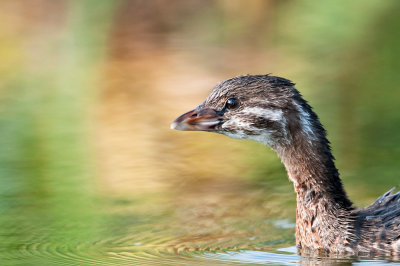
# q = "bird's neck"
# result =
<box><xmin>274</xmin><ymin>129</ymin><xmax>354</xmax><ymax>250</ymax></box>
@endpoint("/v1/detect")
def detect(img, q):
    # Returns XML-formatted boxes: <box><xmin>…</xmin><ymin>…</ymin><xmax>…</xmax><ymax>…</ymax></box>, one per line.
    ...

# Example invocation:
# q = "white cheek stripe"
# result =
<box><xmin>241</xmin><ymin>107</ymin><xmax>288</xmax><ymax>141</ymax></box>
<box><xmin>220</xmin><ymin>106</ymin><xmax>289</xmax><ymax>147</ymax></box>
<box><xmin>241</xmin><ymin>107</ymin><xmax>284</xmax><ymax>121</ymax></box>
<box><xmin>293</xmin><ymin>102</ymin><xmax>316</xmax><ymax>140</ymax></box>
<box><xmin>221</xmin><ymin>119</ymin><xmax>263</xmax><ymax>136</ymax></box>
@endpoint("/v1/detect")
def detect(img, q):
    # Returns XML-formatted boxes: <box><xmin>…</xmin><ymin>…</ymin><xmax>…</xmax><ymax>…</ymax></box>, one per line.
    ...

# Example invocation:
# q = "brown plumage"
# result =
<box><xmin>171</xmin><ymin>74</ymin><xmax>400</xmax><ymax>256</ymax></box>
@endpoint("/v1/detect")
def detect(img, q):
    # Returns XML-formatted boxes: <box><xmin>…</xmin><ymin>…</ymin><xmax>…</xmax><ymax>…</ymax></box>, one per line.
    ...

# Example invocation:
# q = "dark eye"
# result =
<box><xmin>225</xmin><ymin>97</ymin><xmax>240</xmax><ymax>110</ymax></box>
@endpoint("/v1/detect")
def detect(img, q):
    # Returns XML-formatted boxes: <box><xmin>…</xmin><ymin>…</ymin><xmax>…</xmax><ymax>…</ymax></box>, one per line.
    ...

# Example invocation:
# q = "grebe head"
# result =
<box><xmin>172</xmin><ymin>75</ymin><xmax>400</xmax><ymax>254</ymax></box>
<box><xmin>171</xmin><ymin>75</ymin><xmax>318</xmax><ymax>148</ymax></box>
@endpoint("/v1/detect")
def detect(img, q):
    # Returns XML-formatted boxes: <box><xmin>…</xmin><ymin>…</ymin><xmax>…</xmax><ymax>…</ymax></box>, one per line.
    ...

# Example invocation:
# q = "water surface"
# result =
<box><xmin>1</xmin><ymin>1</ymin><xmax>400</xmax><ymax>265</ymax></box>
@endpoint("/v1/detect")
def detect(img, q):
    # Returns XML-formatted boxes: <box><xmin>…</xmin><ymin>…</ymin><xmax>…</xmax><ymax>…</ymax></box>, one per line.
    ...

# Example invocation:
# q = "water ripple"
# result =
<box><xmin>3</xmin><ymin>237</ymin><xmax>400</xmax><ymax>265</ymax></box>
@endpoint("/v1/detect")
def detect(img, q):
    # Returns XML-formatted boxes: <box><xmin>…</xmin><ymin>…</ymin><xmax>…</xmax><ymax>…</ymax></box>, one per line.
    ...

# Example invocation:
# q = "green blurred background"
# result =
<box><xmin>0</xmin><ymin>0</ymin><xmax>399</xmax><ymax>264</ymax></box>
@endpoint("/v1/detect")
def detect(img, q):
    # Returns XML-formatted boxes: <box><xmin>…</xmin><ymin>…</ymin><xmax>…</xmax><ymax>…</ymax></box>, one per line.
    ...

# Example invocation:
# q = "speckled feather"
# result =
<box><xmin>196</xmin><ymin>75</ymin><xmax>400</xmax><ymax>255</ymax></box>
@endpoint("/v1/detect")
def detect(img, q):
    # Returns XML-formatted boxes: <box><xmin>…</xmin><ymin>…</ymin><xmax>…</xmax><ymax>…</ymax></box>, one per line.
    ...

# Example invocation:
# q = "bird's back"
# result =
<box><xmin>353</xmin><ymin>189</ymin><xmax>400</xmax><ymax>254</ymax></box>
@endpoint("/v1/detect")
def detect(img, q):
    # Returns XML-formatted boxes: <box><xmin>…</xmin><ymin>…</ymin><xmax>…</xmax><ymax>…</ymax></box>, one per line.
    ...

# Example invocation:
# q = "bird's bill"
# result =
<box><xmin>170</xmin><ymin>108</ymin><xmax>223</xmax><ymax>131</ymax></box>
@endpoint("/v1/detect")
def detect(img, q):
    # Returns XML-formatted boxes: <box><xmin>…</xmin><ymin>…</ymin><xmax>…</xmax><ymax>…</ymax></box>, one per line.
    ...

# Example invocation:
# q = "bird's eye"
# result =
<box><xmin>225</xmin><ymin>97</ymin><xmax>240</xmax><ymax>110</ymax></box>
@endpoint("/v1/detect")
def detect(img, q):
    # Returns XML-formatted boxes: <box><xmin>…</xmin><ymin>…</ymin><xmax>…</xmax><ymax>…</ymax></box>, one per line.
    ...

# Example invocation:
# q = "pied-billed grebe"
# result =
<box><xmin>171</xmin><ymin>75</ymin><xmax>400</xmax><ymax>255</ymax></box>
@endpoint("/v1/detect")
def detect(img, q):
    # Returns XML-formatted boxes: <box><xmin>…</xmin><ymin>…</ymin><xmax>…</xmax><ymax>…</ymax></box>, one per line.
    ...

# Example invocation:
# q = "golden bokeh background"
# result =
<box><xmin>1</xmin><ymin>1</ymin><xmax>399</xmax><ymax>264</ymax></box>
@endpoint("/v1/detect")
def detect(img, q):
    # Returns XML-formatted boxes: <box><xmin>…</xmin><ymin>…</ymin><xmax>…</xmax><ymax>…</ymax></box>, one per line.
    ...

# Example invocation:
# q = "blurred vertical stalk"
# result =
<box><xmin>0</xmin><ymin>0</ymin><xmax>118</xmax><ymax>253</ymax></box>
<box><xmin>39</xmin><ymin>0</ymin><xmax>118</xmax><ymax>242</ymax></box>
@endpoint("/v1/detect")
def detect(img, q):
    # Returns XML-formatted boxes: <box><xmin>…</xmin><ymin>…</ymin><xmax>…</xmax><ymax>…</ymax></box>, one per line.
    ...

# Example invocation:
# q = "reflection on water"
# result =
<box><xmin>195</xmin><ymin>250</ymin><xmax>303</xmax><ymax>265</ymax></box>
<box><xmin>1</xmin><ymin>0</ymin><xmax>400</xmax><ymax>265</ymax></box>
